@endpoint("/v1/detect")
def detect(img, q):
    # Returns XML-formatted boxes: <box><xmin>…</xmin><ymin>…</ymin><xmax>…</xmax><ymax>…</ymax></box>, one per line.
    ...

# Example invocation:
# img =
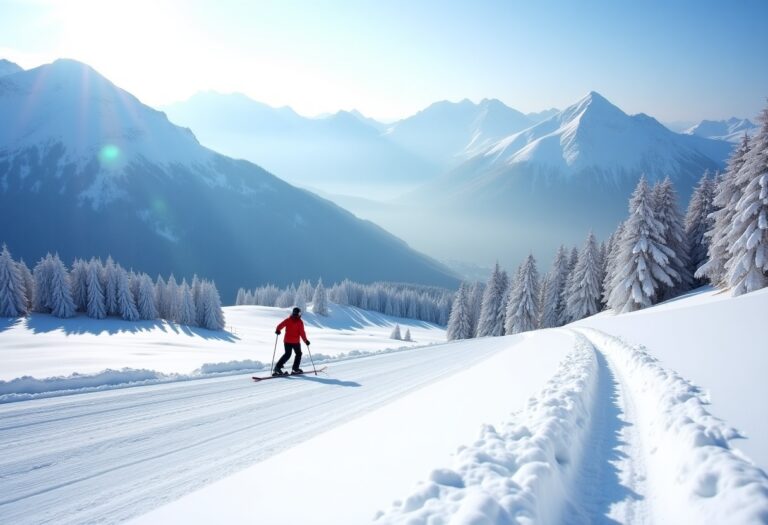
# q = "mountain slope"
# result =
<box><xmin>0</xmin><ymin>59</ymin><xmax>459</xmax><ymax>301</ymax></box>
<box><xmin>163</xmin><ymin>92</ymin><xmax>438</xmax><ymax>197</ymax></box>
<box><xmin>367</xmin><ymin>92</ymin><xmax>733</xmax><ymax>268</ymax></box>
<box><xmin>0</xmin><ymin>59</ymin><xmax>23</xmax><ymax>77</ymax></box>
<box><xmin>384</xmin><ymin>98</ymin><xmax>535</xmax><ymax>169</ymax></box>
<box><xmin>684</xmin><ymin>117</ymin><xmax>758</xmax><ymax>143</ymax></box>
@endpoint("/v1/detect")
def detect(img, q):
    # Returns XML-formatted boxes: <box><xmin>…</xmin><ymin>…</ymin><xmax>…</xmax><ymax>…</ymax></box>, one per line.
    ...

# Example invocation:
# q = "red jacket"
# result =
<box><xmin>276</xmin><ymin>316</ymin><xmax>308</xmax><ymax>344</ymax></box>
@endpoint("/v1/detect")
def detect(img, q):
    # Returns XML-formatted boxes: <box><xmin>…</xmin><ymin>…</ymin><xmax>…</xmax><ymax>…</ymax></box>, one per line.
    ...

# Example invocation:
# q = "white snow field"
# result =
<box><xmin>1</xmin><ymin>289</ymin><xmax>767</xmax><ymax>524</ymax></box>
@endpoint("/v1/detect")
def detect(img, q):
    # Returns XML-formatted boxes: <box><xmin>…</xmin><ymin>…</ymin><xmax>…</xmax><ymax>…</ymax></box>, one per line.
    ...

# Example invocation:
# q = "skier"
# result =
<box><xmin>273</xmin><ymin>307</ymin><xmax>311</xmax><ymax>376</ymax></box>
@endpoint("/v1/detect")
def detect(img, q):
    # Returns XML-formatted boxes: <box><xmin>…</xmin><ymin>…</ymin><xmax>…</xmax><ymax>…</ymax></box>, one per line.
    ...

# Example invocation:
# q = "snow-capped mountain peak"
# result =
<box><xmin>684</xmin><ymin>117</ymin><xmax>758</xmax><ymax>143</ymax></box>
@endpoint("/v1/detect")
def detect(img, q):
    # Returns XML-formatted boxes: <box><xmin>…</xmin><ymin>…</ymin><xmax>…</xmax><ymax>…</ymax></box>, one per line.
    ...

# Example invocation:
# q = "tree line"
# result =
<box><xmin>447</xmin><ymin>102</ymin><xmax>767</xmax><ymax>340</ymax></box>
<box><xmin>0</xmin><ymin>250</ymin><xmax>226</xmax><ymax>330</ymax></box>
<box><xmin>236</xmin><ymin>279</ymin><xmax>453</xmax><ymax>325</ymax></box>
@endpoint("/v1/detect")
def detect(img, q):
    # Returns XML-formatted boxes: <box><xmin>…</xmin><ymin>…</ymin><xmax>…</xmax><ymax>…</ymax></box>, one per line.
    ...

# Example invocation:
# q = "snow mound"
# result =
<box><xmin>375</xmin><ymin>333</ymin><xmax>599</xmax><ymax>524</ymax></box>
<box><xmin>579</xmin><ymin>328</ymin><xmax>768</xmax><ymax>524</ymax></box>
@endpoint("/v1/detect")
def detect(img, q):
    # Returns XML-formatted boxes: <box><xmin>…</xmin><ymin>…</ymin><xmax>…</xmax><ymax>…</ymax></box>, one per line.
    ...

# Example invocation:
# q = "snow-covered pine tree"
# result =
<box><xmin>390</xmin><ymin>323</ymin><xmax>402</xmax><ymax>340</ymax></box>
<box><xmin>69</xmin><ymin>259</ymin><xmax>88</xmax><ymax>312</ymax></box>
<box><xmin>297</xmin><ymin>280</ymin><xmax>314</xmax><ymax>303</ymax></box>
<box><xmin>129</xmin><ymin>271</ymin><xmax>141</xmax><ymax>307</ymax></box>
<box><xmin>32</xmin><ymin>254</ymin><xmax>55</xmax><ymax>313</ymax></box>
<box><xmin>404</xmin><ymin>328</ymin><xmax>412</xmax><ymax>342</ymax></box>
<box><xmin>697</xmin><ymin>135</ymin><xmax>752</xmax><ymax>287</ymax></box>
<box><xmin>564</xmin><ymin>232</ymin><xmax>603</xmax><ymax>322</ymax></box>
<box><xmin>178</xmin><ymin>280</ymin><xmax>197</xmax><ymax>326</ymax></box>
<box><xmin>540</xmin><ymin>246</ymin><xmax>569</xmax><ymax>328</ymax></box>
<box><xmin>85</xmin><ymin>259</ymin><xmax>106</xmax><ymax>319</ymax></box>
<box><xmin>136</xmin><ymin>274</ymin><xmax>158</xmax><ymax>320</ymax></box>
<box><xmin>103</xmin><ymin>257</ymin><xmax>119</xmax><ymax>316</ymax></box>
<box><xmin>191</xmin><ymin>275</ymin><xmax>202</xmax><ymax>310</ymax></box>
<box><xmin>311</xmin><ymin>279</ymin><xmax>329</xmax><ymax>316</ymax></box>
<box><xmin>467</xmin><ymin>281</ymin><xmax>484</xmax><ymax>337</ymax></box>
<box><xmin>446</xmin><ymin>282</ymin><xmax>472</xmax><ymax>340</ymax></box>
<box><xmin>504</xmin><ymin>254</ymin><xmax>540</xmax><ymax>334</ymax></box>
<box><xmin>276</xmin><ymin>287</ymin><xmax>294</xmax><ymax>308</ymax></box>
<box><xmin>685</xmin><ymin>172</ymin><xmax>716</xmax><ymax>285</ymax></box>
<box><xmin>166</xmin><ymin>274</ymin><xmax>181</xmax><ymax>323</ymax></box>
<box><xmin>199</xmin><ymin>281</ymin><xmax>226</xmax><ymax>330</ymax></box>
<box><xmin>561</xmin><ymin>246</ymin><xmax>580</xmax><ymax>314</ymax></box>
<box><xmin>652</xmin><ymin>177</ymin><xmax>692</xmax><ymax>300</ymax></box>
<box><xmin>0</xmin><ymin>245</ymin><xmax>28</xmax><ymax>317</ymax></box>
<box><xmin>154</xmin><ymin>275</ymin><xmax>168</xmax><ymax>319</ymax></box>
<box><xmin>608</xmin><ymin>177</ymin><xmax>680</xmax><ymax>312</ymax></box>
<box><xmin>602</xmin><ymin>222</ymin><xmax>626</xmax><ymax>306</ymax></box>
<box><xmin>294</xmin><ymin>287</ymin><xmax>307</xmax><ymax>312</ymax></box>
<box><xmin>235</xmin><ymin>288</ymin><xmax>246</xmax><ymax>306</ymax></box>
<box><xmin>724</xmin><ymin>105</ymin><xmax>768</xmax><ymax>295</ymax></box>
<box><xmin>17</xmin><ymin>258</ymin><xmax>34</xmax><ymax>312</ymax></box>
<box><xmin>476</xmin><ymin>263</ymin><xmax>509</xmax><ymax>337</ymax></box>
<box><xmin>49</xmin><ymin>254</ymin><xmax>76</xmax><ymax>318</ymax></box>
<box><xmin>115</xmin><ymin>266</ymin><xmax>139</xmax><ymax>321</ymax></box>
<box><xmin>244</xmin><ymin>290</ymin><xmax>254</xmax><ymax>305</ymax></box>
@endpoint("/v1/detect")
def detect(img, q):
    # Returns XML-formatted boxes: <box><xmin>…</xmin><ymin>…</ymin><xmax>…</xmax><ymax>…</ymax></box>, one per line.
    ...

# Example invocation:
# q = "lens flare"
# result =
<box><xmin>99</xmin><ymin>144</ymin><xmax>120</xmax><ymax>165</ymax></box>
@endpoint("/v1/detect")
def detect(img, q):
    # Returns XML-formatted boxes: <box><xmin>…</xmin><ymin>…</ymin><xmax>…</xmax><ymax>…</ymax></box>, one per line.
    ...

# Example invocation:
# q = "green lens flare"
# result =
<box><xmin>99</xmin><ymin>144</ymin><xmax>120</xmax><ymax>164</ymax></box>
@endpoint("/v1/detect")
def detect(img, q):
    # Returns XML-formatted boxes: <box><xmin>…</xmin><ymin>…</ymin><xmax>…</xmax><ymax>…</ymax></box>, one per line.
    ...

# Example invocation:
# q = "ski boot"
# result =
<box><xmin>272</xmin><ymin>368</ymin><xmax>289</xmax><ymax>377</ymax></box>
<box><xmin>291</xmin><ymin>368</ymin><xmax>304</xmax><ymax>375</ymax></box>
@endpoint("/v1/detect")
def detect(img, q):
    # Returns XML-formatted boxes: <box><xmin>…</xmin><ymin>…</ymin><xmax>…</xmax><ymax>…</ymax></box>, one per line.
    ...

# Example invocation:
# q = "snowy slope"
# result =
<box><xmin>685</xmin><ymin>117</ymin><xmax>758</xmax><ymax>143</ymax></box>
<box><xmin>0</xmin><ymin>60</ymin><xmax>459</xmax><ymax>299</ymax></box>
<box><xmin>1</xmin><ymin>282</ymin><xmax>765</xmax><ymax>524</ymax></box>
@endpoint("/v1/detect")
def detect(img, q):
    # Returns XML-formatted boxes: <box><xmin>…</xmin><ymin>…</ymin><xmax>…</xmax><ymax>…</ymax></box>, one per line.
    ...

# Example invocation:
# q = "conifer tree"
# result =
<box><xmin>32</xmin><ymin>254</ymin><xmax>54</xmax><ymax>313</ymax></box>
<box><xmin>0</xmin><ymin>245</ymin><xmax>28</xmax><ymax>317</ymax></box>
<box><xmin>404</xmin><ymin>328</ymin><xmax>412</xmax><ymax>342</ymax></box>
<box><xmin>115</xmin><ymin>266</ymin><xmax>139</xmax><ymax>321</ymax></box>
<box><xmin>697</xmin><ymin>135</ymin><xmax>751</xmax><ymax>286</ymax></box>
<box><xmin>540</xmin><ymin>246</ymin><xmax>569</xmax><ymax>328</ymax></box>
<box><xmin>685</xmin><ymin>172</ymin><xmax>716</xmax><ymax>285</ymax></box>
<box><xmin>446</xmin><ymin>282</ymin><xmax>472</xmax><ymax>340</ymax></box>
<box><xmin>166</xmin><ymin>274</ymin><xmax>181</xmax><ymax>322</ymax></box>
<box><xmin>154</xmin><ymin>275</ymin><xmax>168</xmax><ymax>319</ymax></box>
<box><xmin>136</xmin><ymin>274</ymin><xmax>158</xmax><ymax>320</ymax></box>
<box><xmin>564</xmin><ymin>233</ymin><xmax>603</xmax><ymax>322</ymax></box>
<box><xmin>652</xmin><ymin>177</ymin><xmax>692</xmax><ymax>300</ymax></box>
<box><xmin>70</xmin><ymin>259</ymin><xmax>88</xmax><ymax>312</ymax></box>
<box><xmin>85</xmin><ymin>259</ymin><xmax>106</xmax><ymax>319</ymax></box>
<box><xmin>103</xmin><ymin>257</ymin><xmax>119</xmax><ymax>316</ymax></box>
<box><xmin>390</xmin><ymin>323</ymin><xmax>402</xmax><ymax>340</ymax></box>
<box><xmin>725</xmin><ymin>106</ymin><xmax>768</xmax><ymax>295</ymax></box>
<box><xmin>467</xmin><ymin>281</ymin><xmax>484</xmax><ymax>336</ymax></box>
<box><xmin>199</xmin><ymin>281</ymin><xmax>226</xmax><ymax>330</ymax></box>
<box><xmin>504</xmin><ymin>254</ymin><xmax>540</xmax><ymax>334</ymax></box>
<box><xmin>608</xmin><ymin>177</ymin><xmax>679</xmax><ymax>312</ymax></box>
<box><xmin>236</xmin><ymin>288</ymin><xmax>246</xmax><ymax>306</ymax></box>
<box><xmin>49</xmin><ymin>254</ymin><xmax>76</xmax><ymax>318</ymax></box>
<box><xmin>311</xmin><ymin>279</ymin><xmax>329</xmax><ymax>316</ymax></box>
<box><xmin>178</xmin><ymin>281</ymin><xmax>197</xmax><ymax>326</ymax></box>
<box><xmin>17</xmin><ymin>258</ymin><xmax>34</xmax><ymax>312</ymax></box>
<box><xmin>476</xmin><ymin>263</ymin><xmax>509</xmax><ymax>337</ymax></box>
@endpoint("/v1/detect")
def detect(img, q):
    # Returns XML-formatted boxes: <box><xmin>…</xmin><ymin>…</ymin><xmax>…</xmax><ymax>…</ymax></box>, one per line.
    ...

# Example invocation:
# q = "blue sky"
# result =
<box><xmin>0</xmin><ymin>0</ymin><xmax>766</xmax><ymax>122</ymax></box>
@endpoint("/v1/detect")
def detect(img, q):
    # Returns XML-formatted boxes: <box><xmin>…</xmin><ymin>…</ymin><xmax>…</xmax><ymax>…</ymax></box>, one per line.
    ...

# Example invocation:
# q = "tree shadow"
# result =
<box><xmin>566</xmin><ymin>351</ymin><xmax>644</xmax><ymax>524</ymax></box>
<box><xmin>22</xmin><ymin>313</ymin><xmax>239</xmax><ymax>342</ymax></box>
<box><xmin>0</xmin><ymin>317</ymin><xmax>24</xmax><ymax>333</ymax></box>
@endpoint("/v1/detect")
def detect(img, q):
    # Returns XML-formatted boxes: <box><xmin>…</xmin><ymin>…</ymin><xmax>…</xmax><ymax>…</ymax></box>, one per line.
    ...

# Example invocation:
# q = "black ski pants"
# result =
<box><xmin>276</xmin><ymin>342</ymin><xmax>302</xmax><ymax>371</ymax></box>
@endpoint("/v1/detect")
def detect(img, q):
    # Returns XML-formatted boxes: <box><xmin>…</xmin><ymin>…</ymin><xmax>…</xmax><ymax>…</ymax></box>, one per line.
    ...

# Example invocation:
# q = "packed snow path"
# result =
<box><xmin>379</xmin><ymin>328</ymin><xmax>768</xmax><ymax>524</ymax></box>
<box><xmin>0</xmin><ymin>342</ymin><xmax>501</xmax><ymax>525</ymax></box>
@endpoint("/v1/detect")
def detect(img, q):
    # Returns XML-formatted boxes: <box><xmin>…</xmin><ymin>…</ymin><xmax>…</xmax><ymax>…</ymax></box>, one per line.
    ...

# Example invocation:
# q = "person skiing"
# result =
<box><xmin>273</xmin><ymin>307</ymin><xmax>310</xmax><ymax>376</ymax></box>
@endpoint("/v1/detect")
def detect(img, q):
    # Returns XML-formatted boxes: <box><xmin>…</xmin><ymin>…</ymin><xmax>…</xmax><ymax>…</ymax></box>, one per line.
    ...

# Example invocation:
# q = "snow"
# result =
<box><xmin>576</xmin><ymin>286</ymin><xmax>768</xmax><ymax>469</ymax></box>
<box><xmin>0</xmin><ymin>303</ymin><xmax>445</xmax><ymax>399</ymax></box>
<box><xmin>685</xmin><ymin>118</ymin><xmax>758</xmax><ymax>143</ymax></box>
<box><xmin>1</xmin><ymin>287</ymin><xmax>766</xmax><ymax>524</ymax></box>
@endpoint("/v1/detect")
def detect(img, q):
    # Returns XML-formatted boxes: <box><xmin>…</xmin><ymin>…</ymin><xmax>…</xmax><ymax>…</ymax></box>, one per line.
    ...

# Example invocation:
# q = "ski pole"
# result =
<box><xmin>270</xmin><ymin>333</ymin><xmax>279</xmax><ymax>373</ymax></box>
<box><xmin>305</xmin><ymin>341</ymin><xmax>318</xmax><ymax>375</ymax></box>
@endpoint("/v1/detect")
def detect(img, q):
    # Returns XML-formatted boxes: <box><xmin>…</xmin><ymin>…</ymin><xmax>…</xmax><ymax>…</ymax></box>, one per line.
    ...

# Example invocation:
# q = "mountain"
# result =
<box><xmin>383</xmin><ymin>98</ymin><xmax>535</xmax><ymax>169</ymax></box>
<box><xmin>0</xmin><ymin>59</ymin><xmax>459</xmax><ymax>302</ymax></box>
<box><xmin>684</xmin><ymin>117</ymin><xmax>758</xmax><ymax>143</ymax></box>
<box><xmin>526</xmin><ymin>108</ymin><xmax>559</xmax><ymax>123</ymax></box>
<box><xmin>163</xmin><ymin>92</ymin><xmax>438</xmax><ymax>198</ymax></box>
<box><xmin>359</xmin><ymin>92</ymin><xmax>733</xmax><ymax>269</ymax></box>
<box><xmin>0</xmin><ymin>59</ymin><xmax>22</xmax><ymax>77</ymax></box>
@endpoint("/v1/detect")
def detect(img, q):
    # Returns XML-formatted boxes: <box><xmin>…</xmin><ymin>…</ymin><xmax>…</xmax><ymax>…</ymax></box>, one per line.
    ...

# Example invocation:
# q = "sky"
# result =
<box><xmin>0</xmin><ymin>0</ymin><xmax>766</xmax><ymax>123</ymax></box>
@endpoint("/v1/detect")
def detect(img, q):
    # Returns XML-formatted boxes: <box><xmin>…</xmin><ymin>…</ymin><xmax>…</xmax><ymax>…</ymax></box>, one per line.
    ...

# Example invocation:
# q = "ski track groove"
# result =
<box><xmin>0</xmin><ymin>341</ymin><xmax>500</xmax><ymax>525</ymax></box>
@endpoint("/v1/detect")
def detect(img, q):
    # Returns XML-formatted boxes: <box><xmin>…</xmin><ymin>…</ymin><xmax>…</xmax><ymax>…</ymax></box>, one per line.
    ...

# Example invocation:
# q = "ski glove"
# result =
<box><xmin>305</xmin><ymin>340</ymin><xmax>311</xmax><ymax>346</ymax></box>
<box><xmin>275</xmin><ymin>330</ymin><xmax>281</xmax><ymax>335</ymax></box>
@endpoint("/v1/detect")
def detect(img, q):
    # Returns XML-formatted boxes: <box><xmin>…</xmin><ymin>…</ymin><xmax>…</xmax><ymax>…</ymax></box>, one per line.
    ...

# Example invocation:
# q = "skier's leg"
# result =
<box><xmin>275</xmin><ymin>343</ymin><xmax>292</xmax><ymax>371</ymax></box>
<box><xmin>291</xmin><ymin>343</ymin><xmax>303</xmax><ymax>371</ymax></box>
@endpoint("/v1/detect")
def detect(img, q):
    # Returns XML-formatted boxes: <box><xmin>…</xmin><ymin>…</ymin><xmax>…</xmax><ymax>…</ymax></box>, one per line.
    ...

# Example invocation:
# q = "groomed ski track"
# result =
<box><xmin>0</xmin><ymin>341</ymin><xmax>502</xmax><ymax>525</ymax></box>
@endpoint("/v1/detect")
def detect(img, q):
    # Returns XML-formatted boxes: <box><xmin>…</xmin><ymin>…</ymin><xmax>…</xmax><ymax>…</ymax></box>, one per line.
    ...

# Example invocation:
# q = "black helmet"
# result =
<box><xmin>292</xmin><ymin>307</ymin><xmax>301</xmax><ymax>316</ymax></box>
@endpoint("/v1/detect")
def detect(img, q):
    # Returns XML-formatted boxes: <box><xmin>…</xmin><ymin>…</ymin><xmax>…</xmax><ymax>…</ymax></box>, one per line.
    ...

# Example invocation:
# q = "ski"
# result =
<box><xmin>252</xmin><ymin>366</ymin><xmax>327</xmax><ymax>382</ymax></box>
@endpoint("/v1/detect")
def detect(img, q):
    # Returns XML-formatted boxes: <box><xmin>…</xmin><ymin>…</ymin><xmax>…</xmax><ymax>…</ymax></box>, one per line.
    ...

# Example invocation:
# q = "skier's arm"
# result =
<box><xmin>300</xmin><ymin>321</ymin><xmax>309</xmax><ymax>345</ymax></box>
<box><xmin>275</xmin><ymin>319</ymin><xmax>288</xmax><ymax>334</ymax></box>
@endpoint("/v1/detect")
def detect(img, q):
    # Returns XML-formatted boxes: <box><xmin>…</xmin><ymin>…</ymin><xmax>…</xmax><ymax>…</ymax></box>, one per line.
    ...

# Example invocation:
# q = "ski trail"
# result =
<box><xmin>0</xmin><ymin>340</ymin><xmax>502</xmax><ymax>525</ymax></box>
<box><xmin>567</xmin><ymin>339</ymin><xmax>648</xmax><ymax>525</ymax></box>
